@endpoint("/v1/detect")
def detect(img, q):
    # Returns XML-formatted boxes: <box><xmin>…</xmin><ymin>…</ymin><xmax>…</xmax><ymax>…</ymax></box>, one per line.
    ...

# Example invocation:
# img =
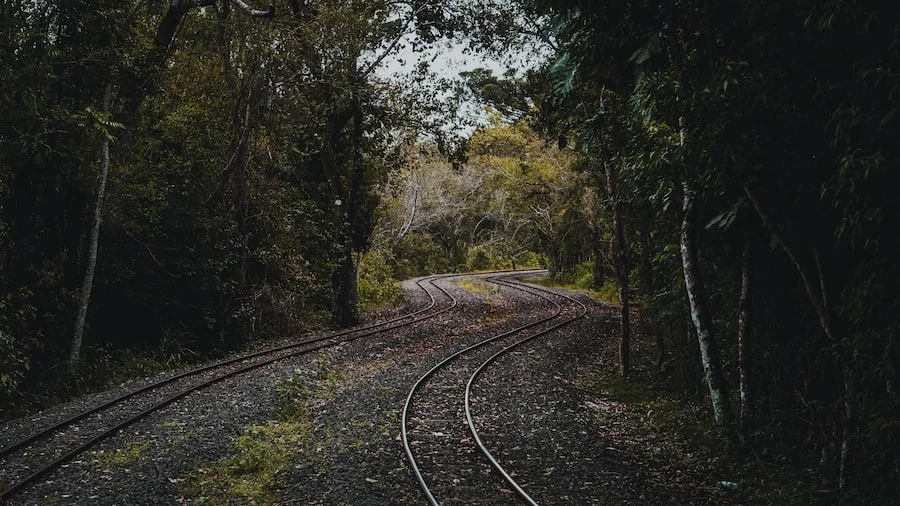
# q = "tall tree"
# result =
<box><xmin>70</xmin><ymin>83</ymin><xmax>117</xmax><ymax>364</ymax></box>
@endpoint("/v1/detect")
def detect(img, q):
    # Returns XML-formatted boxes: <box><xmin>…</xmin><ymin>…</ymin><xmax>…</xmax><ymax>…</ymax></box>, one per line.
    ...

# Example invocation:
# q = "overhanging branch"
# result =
<box><xmin>229</xmin><ymin>0</ymin><xmax>275</xmax><ymax>18</ymax></box>
<box><xmin>155</xmin><ymin>0</ymin><xmax>275</xmax><ymax>47</ymax></box>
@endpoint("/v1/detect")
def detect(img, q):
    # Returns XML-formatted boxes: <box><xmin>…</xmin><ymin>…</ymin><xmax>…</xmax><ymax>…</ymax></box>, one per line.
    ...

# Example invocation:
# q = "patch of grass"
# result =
<box><xmin>525</xmin><ymin>274</ymin><xmax>620</xmax><ymax>305</ymax></box>
<box><xmin>475</xmin><ymin>306</ymin><xmax>512</xmax><ymax>327</ymax></box>
<box><xmin>89</xmin><ymin>440</ymin><xmax>150</xmax><ymax>469</ymax></box>
<box><xmin>457</xmin><ymin>278</ymin><xmax>500</xmax><ymax>294</ymax></box>
<box><xmin>186</xmin><ymin>420</ymin><xmax>312</xmax><ymax>505</ymax></box>
<box><xmin>185</xmin><ymin>354</ymin><xmax>346</xmax><ymax>504</ymax></box>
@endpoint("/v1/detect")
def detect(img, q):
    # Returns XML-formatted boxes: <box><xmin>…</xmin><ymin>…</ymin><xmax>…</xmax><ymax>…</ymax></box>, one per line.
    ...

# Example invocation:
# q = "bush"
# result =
<box><xmin>514</xmin><ymin>251</ymin><xmax>547</xmax><ymax>270</ymax></box>
<box><xmin>393</xmin><ymin>232</ymin><xmax>451</xmax><ymax>279</ymax></box>
<box><xmin>358</xmin><ymin>250</ymin><xmax>404</xmax><ymax>310</ymax></box>
<box><xmin>466</xmin><ymin>246</ymin><xmax>510</xmax><ymax>272</ymax></box>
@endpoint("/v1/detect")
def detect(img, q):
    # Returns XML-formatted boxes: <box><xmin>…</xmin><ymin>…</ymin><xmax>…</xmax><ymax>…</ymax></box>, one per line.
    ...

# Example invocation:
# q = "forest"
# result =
<box><xmin>0</xmin><ymin>0</ymin><xmax>897</xmax><ymax>502</ymax></box>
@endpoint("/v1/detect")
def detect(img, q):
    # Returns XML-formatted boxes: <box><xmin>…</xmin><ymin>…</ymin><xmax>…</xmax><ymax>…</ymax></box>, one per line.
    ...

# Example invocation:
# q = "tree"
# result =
<box><xmin>70</xmin><ymin>84</ymin><xmax>118</xmax><ymax>364</ymax></box>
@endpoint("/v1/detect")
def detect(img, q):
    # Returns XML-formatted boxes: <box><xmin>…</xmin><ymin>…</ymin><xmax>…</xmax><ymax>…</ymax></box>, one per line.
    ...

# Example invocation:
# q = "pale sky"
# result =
<box><xmin>374</xmin><ymin>34</ymin><xmax>546</xmax><ymax>136</ymax></box>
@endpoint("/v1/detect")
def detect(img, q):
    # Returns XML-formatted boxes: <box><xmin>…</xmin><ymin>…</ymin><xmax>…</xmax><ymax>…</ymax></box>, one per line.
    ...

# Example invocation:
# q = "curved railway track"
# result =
<box><xmin>401</xmin><ymin>272</ymin><xmax>587</xmax><ymax>506</ymax></box>
<box><xmin>0</xmin><ymin>271</ymin><xmax>496</xmax><ymax>503</ymax></box>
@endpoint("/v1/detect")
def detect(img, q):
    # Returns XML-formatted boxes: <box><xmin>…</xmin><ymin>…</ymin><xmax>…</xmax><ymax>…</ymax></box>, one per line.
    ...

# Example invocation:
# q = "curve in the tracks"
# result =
<box><xmin>0</xmin><ymin>272</ymin><xmax>477</xmax><ymax>503</ymax></box>
<box><xmin>463</xmin><ymin>275</ymin><xmax>588</xmax><ymax>505</ymax></box>
<box><xmin>402</xmin><ymin>270</ymin><xmax>589</xmax><ymax>505</ymax></box>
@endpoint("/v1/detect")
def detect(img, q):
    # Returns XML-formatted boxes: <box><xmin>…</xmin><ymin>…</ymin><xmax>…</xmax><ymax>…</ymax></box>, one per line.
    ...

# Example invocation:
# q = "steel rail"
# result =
<box><xmin>0</xmin><ymin>273</ymin><xmax>469</xmax><ymax>503</ymax></box>
<box><xmin>401</xmin><ymin>270</ymin><xmax>566</xmax><ymax>506</ymax></box>
<box><xmin>463</xmin><ymin>276</ymin><xmax>588</xmax><ymax>506</ymax></box>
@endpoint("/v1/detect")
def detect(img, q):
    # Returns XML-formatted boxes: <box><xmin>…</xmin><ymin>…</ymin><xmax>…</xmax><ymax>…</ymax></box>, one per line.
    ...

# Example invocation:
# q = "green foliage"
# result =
<box><xmin>392</xmin><ymin>233</ymin><xmax>451</xmax><ymax>279</ymax></box>
<box><xmin>273</xmin><ymin>371</ymin><xmax>312</xmax><ymax>421</ymax></box>
<box><xmin>466</xmin><ymin>246</ymin><xmax>510</xmax><ymax>272</ymax></box>
<box><xmin>372</xmin><ymin>120</ymin><xmax>580</xmax><ymax>279</ymax></box>
<box><xmin>187</xmin><ymin>420</ymin><xmax>311</xmax><ymax>505</ymax></box>
<box><xmin>520</xmin><ymin>0</ymin><xmax>900</xmax><ymax>498</ymax></box>
<box><xmin>358</xmin><ymin>251</ymin><xmax>404</xmax><ymax>310</ymax></box>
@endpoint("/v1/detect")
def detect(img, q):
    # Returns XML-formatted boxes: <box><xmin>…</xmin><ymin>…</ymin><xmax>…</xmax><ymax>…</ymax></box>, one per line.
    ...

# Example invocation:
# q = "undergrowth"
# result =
<box><xmin>577</xmin><ymin>332</ymin><xmax>816</xmax><ymax>504</ymax></box>
<box><xmin>358</xmin><ymin>251</ymin><xmax>404</xmax><ymax>310</ymax></box>
<box><xmin>525</xmin><ymin>261</ymin><xmax>620</xmax><ymax>305</ymax></box>
<box><xmin>1</xmin><ymin>340</ymin><xmax>201</xmax><ymax>421</ymax></box>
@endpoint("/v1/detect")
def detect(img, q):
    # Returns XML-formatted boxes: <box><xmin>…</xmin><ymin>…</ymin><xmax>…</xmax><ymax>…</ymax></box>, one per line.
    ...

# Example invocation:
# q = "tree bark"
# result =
<box><xmin>605</xmin><ymin>161</ymin><xmax>630</xmax><ymax>377</ymax></box>
<box><xmin>591</xmin><ymin>226</ymin><xmax>605</xmax><ymax>289</ymax></box>
<box><xmin>640</xmin><ymin>225</ymin><xmax>665</xmax><ymax>371</ymax></box>
<box><xmin>738</xmin><ymin>237</ymin><xmax>753</xmax><ymax>442</ymax></box>
<box><xmin>71</xmin><ymin>83</ymin><xmax>114</xmax><ymax>365</ymax></box>
<box><xmin>331</xmin><ymin>90</ymin><xmax>364</xmax><ymax>327</ymax></box>
<box><xmin>680</xmin><ymin>180</ymin><xmax>734</xmax><ymax>442</ymax></box>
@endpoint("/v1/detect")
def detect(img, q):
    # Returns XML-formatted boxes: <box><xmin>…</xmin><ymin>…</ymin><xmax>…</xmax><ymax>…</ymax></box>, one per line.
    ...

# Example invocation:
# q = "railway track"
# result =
<box><xmin>0</xmin><ymin>271</ymin><xmax>486</xmax><ymax>504</ymax></box>
<box><xmin>401</xmin><ymin>272</ymin><xmax>587</xmax><ymax>506</ymax></box>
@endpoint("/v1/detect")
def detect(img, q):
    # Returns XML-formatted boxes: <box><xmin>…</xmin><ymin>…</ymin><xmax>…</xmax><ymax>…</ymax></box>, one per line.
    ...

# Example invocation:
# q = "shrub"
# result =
<box><xmin>358</xmin><ymin>250</ymin><xmax>404</xmax><ymax>310</ymax></box>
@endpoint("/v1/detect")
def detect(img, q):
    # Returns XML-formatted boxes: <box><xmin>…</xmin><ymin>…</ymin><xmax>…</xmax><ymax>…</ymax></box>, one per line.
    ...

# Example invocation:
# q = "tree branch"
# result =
<box><xmin>229</xmin><ymin>0</ymin><xmax>275</xmax><ymax>18</ymax></box>
<box><xmin>155</xmin><ymin>0</ymin><xmax>274</xmax><ymax>47</ymax></box>
<box><xmin>744</xmin><ymin>185</ymin><xmax>833</xmax><ymax>341</ymax></box>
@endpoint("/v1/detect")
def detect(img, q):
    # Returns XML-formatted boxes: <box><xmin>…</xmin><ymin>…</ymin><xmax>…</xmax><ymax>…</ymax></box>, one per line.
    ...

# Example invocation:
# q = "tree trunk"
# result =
<box><xmin>680</xmin><ymin>180</ymin><xmax>734</xmax><ymax>442</ymax></box>
<box><xmin>591</xmin><ymin>226</ymin><xmax>605</xmax><ymax>289</ymax></box>
<box><xmin>738</xmin><ymin>237</ymin><xmax>753</xmax><ymax>442</ymax></box>
<box><xmin>605</xmin><ymin>161</ymin><xmax>630</xmax><ymax>377</ymax></box>
<box><xmin>331</xmin><ymin>90</ymin><xmax>364</xmax><ymax>327</ymax></box>
<box><xmin>70</xmin><ymin>83</ymin><xmax>113</xmax><ymax>365</ymax></box>
<box><xmin>640</xmin><ymin>225</ymin><xmax>665</xmax><ymax>371</ymax></box>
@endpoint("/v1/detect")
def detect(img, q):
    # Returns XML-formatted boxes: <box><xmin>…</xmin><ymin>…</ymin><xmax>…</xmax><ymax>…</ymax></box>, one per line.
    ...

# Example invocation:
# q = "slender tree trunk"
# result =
<box><xmin>605</xmin><ymin>161</ymin><xmax>630</xmax><ymax>377</ymax></box>
<box><xmin>680</xmin><ymin>180</ymin><xmax>734</xmax><ymax>442</ymax></box>
<box><xmin>640</xmin><ymin>225</ymin><xmax>665</xmax><ymax>371</ymax></box>
<box><xmin>71</xmin><ymin>83</ymin><xmax>114</xmax><ymax>365</ymax></box>
<box><xmin>592</xmin><ymin>226</ymin><xmax>605</xmax><ymax>289</ymax></box>
<box><xmin>738</xmin><ymin>237</ymin><xmax>753</xmax><ymax>442</ymax></box>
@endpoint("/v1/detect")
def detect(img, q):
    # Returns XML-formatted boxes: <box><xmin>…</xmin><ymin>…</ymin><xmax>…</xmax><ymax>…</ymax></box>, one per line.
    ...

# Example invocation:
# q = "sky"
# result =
<box><xmin>373</xmin><ymin>32</ymin><xmax>546</xmax><ymax>137</ymax></box>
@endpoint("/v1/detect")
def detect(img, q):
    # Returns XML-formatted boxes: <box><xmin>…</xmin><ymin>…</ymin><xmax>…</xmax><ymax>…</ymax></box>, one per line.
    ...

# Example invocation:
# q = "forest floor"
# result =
<box><xmin>3</xmin><ymin>274</ymin><xmax>753</xmax><ymax>505</ymax></box>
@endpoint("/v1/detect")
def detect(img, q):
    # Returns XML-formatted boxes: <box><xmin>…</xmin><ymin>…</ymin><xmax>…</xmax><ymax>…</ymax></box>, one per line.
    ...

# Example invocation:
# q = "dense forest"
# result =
<box><xmin>1</xmin><ymin>0</ymin><xmax>897</xmax><ymax>501</ymax></box>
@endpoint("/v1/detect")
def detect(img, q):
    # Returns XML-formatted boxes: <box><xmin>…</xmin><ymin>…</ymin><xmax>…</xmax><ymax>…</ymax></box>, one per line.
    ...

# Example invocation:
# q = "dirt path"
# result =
<box><xmin>4</xmin><ymin>274</ymin><xmax>733</xmax><ymax>505</ymax></box>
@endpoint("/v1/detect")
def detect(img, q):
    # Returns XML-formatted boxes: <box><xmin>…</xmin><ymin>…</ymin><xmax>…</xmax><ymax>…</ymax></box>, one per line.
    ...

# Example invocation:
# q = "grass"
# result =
<box><xmin>525</xmin><ymin>274</ymin><xmax>621</xmax><ymax>305</ymax></box>
<box><xmin>186</xmin><ymin>420</ymin><xmax>312</xmax><ymax>505</ymax></box>
<box><xmin>183</xmin><ymin>353</ymin><xmax>344</xmax><ymax>504</ymax></box>
<box><xmin>456</xmin><ymin>277</ymin><xmax>500</xmax><ymax>294</ymax></box>
<box><xmin>88</xmin><ymin>440</ymin><xmax>150</xmax><ymax>470</ymax></box>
